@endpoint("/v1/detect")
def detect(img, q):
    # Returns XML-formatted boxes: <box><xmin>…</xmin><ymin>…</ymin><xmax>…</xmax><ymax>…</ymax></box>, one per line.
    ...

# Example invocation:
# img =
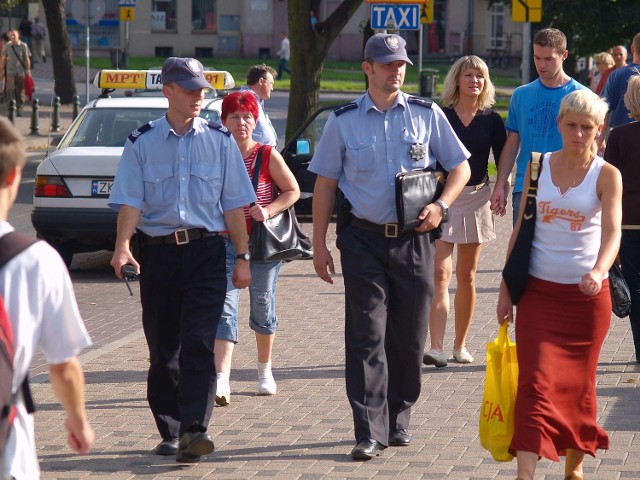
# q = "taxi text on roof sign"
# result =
<box><xmin>93</xmin><ymin>70</ymin><xmax>235</xmax><ymax>91</ymax></box>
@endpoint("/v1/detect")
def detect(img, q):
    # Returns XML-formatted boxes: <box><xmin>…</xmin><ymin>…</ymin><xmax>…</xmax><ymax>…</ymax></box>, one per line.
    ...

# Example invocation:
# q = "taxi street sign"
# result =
<box><xmin>371</xmin><ymin>4</ymin><xmax>420</xmax><ymax>30</ymax></box>
<box><xmin>118</xmin><ymin>0</ymin><xmax>136</xmax><ymax>6</ymax></box>
<box><xmin>421</xmin><ymin>1</ymin><xmax>434</xmax><ymax>23</ymax></box>
<box><xmin>120</xmin><ymin>6</ymin><xmax>134</xmax><ymax>22</ymax></box>
<box><xmin>512</xmin><ymin>0</ymin><xmax>542</xmax><ymax>22</ymax></box>
<box><xmin>93</xmin><ymin>70</ymin><xmax>236</xmax><ymax>91</ymax></box>
<box><xmin>366</xmin><ymin>0</ymin><xmax>426</xmax><ymax>3</ymax></box>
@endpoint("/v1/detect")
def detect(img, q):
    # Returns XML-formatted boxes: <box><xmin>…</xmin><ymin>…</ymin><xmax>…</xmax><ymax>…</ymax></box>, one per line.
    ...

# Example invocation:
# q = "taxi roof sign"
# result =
<box><xmin>93</xmin><ymin>69</ymin><xmax>235</xmax><ymax>91</ymax></box>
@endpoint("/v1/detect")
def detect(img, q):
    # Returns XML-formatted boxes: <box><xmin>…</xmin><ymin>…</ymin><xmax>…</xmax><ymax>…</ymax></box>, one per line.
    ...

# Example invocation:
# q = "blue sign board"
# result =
<box><xmin>118</xmin><ymin>0</ymin><xmax>136</xmax><ymax>6</ymax></box>
<box><xmin>370</xmin><ymin>4</ymin><xmax>420</xmax><ymax>30</ymax></box>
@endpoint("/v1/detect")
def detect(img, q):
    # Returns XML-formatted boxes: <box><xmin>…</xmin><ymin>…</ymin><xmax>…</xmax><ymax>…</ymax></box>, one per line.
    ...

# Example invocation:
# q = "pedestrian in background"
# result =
<box><xmin>423</xmin><ymin>55</ymin><xmax>505</xmax><ymax>368</ymax></box>
<box><xmin>108</xmin><ymin>57</ymin><xmax>256</xmax><ymax>464</ymax></box>
<box><xmin>310</xmin><ymin>33</ymin><xmax>470</xmax><ymax>460</ymax></box>
<box><xmin>213</xmin><ymin>91</ymin><xmax>300</xmax><ymax>405</ymax></box>
<box><xmin>30</xmin><ymin>17</ymin><xmax>46</xmax><ymax>63</ymax></box>
<box><xmin>277</xmin><ymin>31</ymin><xmax>291</xmax><ymax>79</ymax></box>
<box><xmin>17</xmin><ymin>16</ymin><xmax>32</xmax><ymax>53</ymax></box>
<box><xmin>0</xmin><ymin>117</ymin><xmax>95</xmax><ymax>479</ymax></box>
<box><xmin>497</xmin><ymin>89</ymin><xmax>621</xmax><ymax>480</ymax></box>
<box><xmin>0</xmin><ymin>29</ymin><xmax>31</xmax><ymax>116</ymax></box>
<box><xmin>604</xmin><ymin>74</ymin><xmax>640</xmax><ymax>364</ymax></box>
<box><xmin>240</xmin><ymin>64</ymin><xmax>278</xmax><ymax>147</ymax></box>
<box><xmin>589</xmin><ymin>52</ymin><xmax>613</xmax><ymax>94</ymax></box>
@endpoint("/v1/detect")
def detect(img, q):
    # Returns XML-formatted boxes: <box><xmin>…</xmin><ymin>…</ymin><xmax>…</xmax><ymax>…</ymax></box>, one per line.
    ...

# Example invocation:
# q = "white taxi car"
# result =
<box><xmin>31</xmin><ymin>69</ymin><xmax>234</xmax><ymax>267</ymax></box>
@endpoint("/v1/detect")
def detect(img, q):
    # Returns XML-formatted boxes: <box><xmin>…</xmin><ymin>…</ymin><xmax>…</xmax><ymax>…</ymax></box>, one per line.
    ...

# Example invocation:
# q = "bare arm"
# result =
<box><xmin>490</xmin><ymin>131</ymin><xmax>521</xmax><ymax>215</ymax></box>
<box><xmin>223</xmin><ymin>207</ymin><xmax>251</xmax><ymax>289</ymax></box>
<box><xmin>48</xmin><ymin>358</ymin><xmax>95</xmax><ymax>454</ymax></box>
<box><xmin>580</xmin><ymin>163</ymin><xmax>622</xmax><ymax>295</ymax></box>
<box><xmin>110</xmin><ymin>205</ymin><xmax>141</xmax><ymax>279</ymax></box>
<box><xmin>312</xmin><ymin>175</ymin><xmax>338</xmax><ymax>284</ymax></box>
<box><xmin>249</xmin><ymin>149</ymin><xmax>300</xmax><ymax>221</ymax></box>
<box><xmin>417</xmin><ymin>159</ymin><xmax>471</xmax><ymax>231</ymax></box>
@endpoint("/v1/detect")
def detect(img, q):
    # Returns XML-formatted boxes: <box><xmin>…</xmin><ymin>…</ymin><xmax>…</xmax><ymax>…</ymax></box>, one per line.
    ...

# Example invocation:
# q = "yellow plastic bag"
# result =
<box><xmin>479</xmin><ymin>322</ymin><xmax>518</xmax><ymax>462</ymax></box>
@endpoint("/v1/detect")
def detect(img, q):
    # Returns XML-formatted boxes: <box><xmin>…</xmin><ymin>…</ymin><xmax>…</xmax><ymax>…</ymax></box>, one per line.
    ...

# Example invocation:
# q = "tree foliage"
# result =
<box><xmin>286</xmin><ymin>0</ymin><xmax>364</xmax><ymax>142</ymax></box>
<box><xmin>41</xmin><ymin>0</ymin><xmax>77</xmax><ymax>103</ymax></box>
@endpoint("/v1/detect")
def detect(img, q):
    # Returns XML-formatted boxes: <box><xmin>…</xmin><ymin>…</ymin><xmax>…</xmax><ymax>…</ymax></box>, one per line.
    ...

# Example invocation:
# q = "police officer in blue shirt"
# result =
<box><xmin>108</xmin><ymin>57</ymin><xmax>256</xmax><ymax>464</ymax></box>
<box><xmin>310</xmin><ymin>34</ymin><xmax>471</xmax><ymax>460</ymax></box>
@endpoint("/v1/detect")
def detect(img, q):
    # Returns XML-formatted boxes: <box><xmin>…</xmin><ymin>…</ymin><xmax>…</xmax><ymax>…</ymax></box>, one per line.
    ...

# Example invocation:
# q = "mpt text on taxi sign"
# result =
<box><xmin>371</xmin><ymin>4</ymin><xmax>421</xmax><ymax>30</ymax></box>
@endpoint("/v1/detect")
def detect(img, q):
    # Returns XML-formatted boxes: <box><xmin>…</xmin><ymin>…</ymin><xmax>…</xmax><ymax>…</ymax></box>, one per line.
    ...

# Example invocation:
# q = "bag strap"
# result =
<box><xmin>250</xmin><ymin>145</ymin><xmax>264</xmax><ymax>193</ymax></box>
<box><xmin>521</xmin><ymin>152</ymin><xmax>543</xmax><ymax>220</ymax></box>
<box><xmin>10</xmin><ymin>44</ymin><xmax>27</xmax><ymax>71</ymax></box>
<box><xmin>0</xmin><ymin>232</ymin><xmax>39</xmax><ymax>414</ymax></box>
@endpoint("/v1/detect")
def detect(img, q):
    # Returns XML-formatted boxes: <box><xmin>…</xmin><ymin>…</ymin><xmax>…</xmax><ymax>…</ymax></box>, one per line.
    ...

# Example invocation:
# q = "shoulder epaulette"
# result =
<box><xmin>207</xmin><ymin>120</ymin><xmax>231</xmax><ymax>137</ymax></box>
<box><xmin>334</xmin><ymin>102</ymin><xmax>358</xmax><ymax>117</ymax></box>
<box><xmin>128</xmin><ymin>122</ymin><xmax>153</xmax><ymax>143</ymax></box>
<box><xmin>407</xmin><ymin>96</ymin><xmax>433</xmax><ymax>108</ymax></box>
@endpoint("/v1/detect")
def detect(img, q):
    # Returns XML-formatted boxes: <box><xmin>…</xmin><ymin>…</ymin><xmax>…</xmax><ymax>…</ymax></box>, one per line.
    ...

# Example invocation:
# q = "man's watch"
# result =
<box><xmin>434</xmin><ymin>199</ymin><xmax>449</xmax><ymax>223</ymax></box>
<box><xmin>236</xmin><ymin>253</ymin><xmax>251</xmax><ymax>262</ymax></box>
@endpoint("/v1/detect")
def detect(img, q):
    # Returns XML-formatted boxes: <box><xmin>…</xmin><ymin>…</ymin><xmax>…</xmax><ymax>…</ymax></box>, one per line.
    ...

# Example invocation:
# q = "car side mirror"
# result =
<box><xmin>296</xmin><ymin>139</ymin><xmax>311</xmax><ymax>155</ymax></box>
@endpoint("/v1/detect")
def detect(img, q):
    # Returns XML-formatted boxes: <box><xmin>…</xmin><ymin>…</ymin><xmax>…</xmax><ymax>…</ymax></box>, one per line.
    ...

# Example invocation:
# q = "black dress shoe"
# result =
<box><xmin>389</xmin><ymin>429</ymin><xmax>412</xmax><ymax>446</ymax></box>
<box><xmin>351</xmin><ymin>439</ymin><xmax>385</xmax><ymax>460</ymax></box>
<box><xmin>153</xmin><ymin>437</ymin><xmax>178</xmax><ymax>455</ymax></box>
<box><xmin>176</xmin><ymin>430</ymin><xmax>215</xmax><ymax>463</ymax></box>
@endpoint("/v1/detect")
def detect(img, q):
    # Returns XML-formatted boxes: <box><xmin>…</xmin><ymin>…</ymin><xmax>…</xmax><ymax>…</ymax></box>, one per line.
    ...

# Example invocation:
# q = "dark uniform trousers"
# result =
<box><xmin>139</xmin><ymin>234</ymin><xmax>226</xmax><ymax>439</ymax></box>
<box><xmin>336</xmin><ymin>223</ymin><xmax>435</xmax><ymax>445</ymax></box>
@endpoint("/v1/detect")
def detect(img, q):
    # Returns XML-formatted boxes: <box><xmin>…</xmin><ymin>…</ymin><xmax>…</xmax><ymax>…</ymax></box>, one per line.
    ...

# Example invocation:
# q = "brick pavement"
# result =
<box><xmin>8</xmin><ymin>61</ymin><xmax>640</xmax><ymax>479</ymax></box>
<box><xmin>26</xmin><ymin>215</ymin><xmax>640</xmax><ymax>480</ymax></box>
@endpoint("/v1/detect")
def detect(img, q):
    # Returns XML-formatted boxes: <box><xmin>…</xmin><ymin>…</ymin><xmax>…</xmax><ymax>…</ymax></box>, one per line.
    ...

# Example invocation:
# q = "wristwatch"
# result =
<box><xmin>434</xmin><ymin>199</ymin><xmax>449</xmax><ymax>223</ymax></box>
<box><xmin>236</xmin><ymin>253</ymin><xmax>251</xmax><ymax>262</ymax></box>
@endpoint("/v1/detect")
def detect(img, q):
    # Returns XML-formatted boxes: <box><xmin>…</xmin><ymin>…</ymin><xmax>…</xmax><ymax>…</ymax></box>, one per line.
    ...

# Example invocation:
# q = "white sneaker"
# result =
<box><xmin>452</xmin><ymin>347</ymin><xmax>474</xmax><ymax>364</ymax></box>
<box><xmin>258</xmin><ymin>374</ymin><xmax>277</xmax><ymax>396</ymax></box>
<box><xmin>215</xmin><ymin>376</ymin><xmax>230</xmax><ymax>406</ymax></box>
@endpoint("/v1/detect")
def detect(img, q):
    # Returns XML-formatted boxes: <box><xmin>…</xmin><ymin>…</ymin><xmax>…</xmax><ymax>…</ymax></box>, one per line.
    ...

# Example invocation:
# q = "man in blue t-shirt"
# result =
<box><xmin>601</xmin><ymin>32</ymin><xmax>640</xmax><ymax>133</ymax></box>
<box><xmin>490</xmin><ymin>28</ymin><xmax>587</xmax><ymax>224</ymax></box>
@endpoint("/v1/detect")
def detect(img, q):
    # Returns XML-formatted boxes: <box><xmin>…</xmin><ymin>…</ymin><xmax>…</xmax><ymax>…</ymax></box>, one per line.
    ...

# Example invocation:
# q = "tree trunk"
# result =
<box><xmin>286</xmin><ymin>0</ymin><xmax>364</xmax><ymax>143</ymax></box>
<box><xmin>41</xmin><ymin>0</ymin><xmax>77</xmax><ymax>104</ymax></box>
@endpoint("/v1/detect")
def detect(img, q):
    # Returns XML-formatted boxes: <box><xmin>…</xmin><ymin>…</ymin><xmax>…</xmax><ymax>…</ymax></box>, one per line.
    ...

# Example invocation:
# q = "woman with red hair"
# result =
<box><xmin>213</xmin><ymin>91</ymin><xmax>299</xmax><ymax>404</ymax></box>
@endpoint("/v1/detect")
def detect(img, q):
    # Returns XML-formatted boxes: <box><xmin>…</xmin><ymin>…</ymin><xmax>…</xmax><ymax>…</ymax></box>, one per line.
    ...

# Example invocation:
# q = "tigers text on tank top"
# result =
<box><xmin>529</xmin><ymin>153</ymin><xmax>605</xmax><ymax>284</ymax></box>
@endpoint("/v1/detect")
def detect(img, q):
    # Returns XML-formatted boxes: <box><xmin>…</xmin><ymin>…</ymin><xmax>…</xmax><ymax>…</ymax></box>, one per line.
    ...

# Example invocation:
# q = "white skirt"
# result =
<box><xmin>440</xmin><ymin>181</ymin><xmax>495</xmax><ymax>244</ymax></box>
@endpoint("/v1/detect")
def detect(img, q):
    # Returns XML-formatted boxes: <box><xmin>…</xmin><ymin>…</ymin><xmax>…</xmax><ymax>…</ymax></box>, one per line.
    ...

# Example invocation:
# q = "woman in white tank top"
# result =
<box><xmin>496</xmin><ymin>89</ymin><xmax>622</xmax><ymax>480</ymax></box>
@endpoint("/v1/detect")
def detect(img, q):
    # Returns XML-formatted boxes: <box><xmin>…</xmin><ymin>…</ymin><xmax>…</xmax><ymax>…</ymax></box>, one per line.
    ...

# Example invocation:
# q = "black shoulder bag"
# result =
<box><xmin>501</xmin><ymin>152</ymin><xmax>543</xmax><ymax>305</ymax></box>
<box><xmin>250</xmin><ymin>146</ymin><xmax>312</xmax><ymax>261</ymax></box>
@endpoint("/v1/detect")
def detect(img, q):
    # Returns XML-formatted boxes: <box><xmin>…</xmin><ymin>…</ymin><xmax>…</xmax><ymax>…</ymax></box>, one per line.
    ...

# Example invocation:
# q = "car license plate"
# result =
<box><xmin>91</xmin><ymin>180</ymin><xmax>113</xmax><ymax>196</ymax></box>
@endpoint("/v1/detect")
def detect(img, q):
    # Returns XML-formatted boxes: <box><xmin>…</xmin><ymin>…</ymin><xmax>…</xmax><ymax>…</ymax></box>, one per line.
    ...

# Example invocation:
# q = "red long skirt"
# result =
<box><xmin>509</xmin><ymin>276</ymin><xmax>611</xmax><ymax>461</ymax></box>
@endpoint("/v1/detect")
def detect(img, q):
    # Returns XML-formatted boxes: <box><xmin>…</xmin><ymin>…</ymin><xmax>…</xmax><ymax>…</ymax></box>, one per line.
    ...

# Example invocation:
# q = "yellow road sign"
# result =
<box><xmin>421</xmin><ymin>1</ymin><xmax>434</xmax><ymax>23</ymax></box>
<box><xmin>512</xmin><ymin>0</ymin><xmax>542</xmax><ymax>22</ymax></box>
<box><xmin>120</xmin><ymin>6</ymin><xmax>135</xmax><ymax>22</ymax></box>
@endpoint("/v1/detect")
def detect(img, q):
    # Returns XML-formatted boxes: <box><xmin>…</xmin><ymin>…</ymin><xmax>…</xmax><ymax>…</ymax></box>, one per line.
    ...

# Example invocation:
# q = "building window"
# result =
<box><xmin>490</xmin><ymin>3</ymin><xmax>506</xmax><ymax>49</ymax></box>
<box><xmin>192</xmin><ymin>0</ymin><xmax>216</xmax><ymax>32</ymax></box>
<box><xmin>220</xmin><ymin>15</ymin><xmax>240</xmax><ymax>32</ymax></box>
<box><xmin>152</xmin><ymin>0</ymin><xmax>177</xmax><ymax>31</ymax></box>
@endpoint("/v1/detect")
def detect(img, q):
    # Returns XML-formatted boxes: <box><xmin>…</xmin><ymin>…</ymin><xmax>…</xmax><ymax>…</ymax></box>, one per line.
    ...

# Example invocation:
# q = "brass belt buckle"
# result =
<box><xmin>174</xmin><ymin>228</ymin><xmax>189</xmax><ymax>245</ymax></box>
<box><xmin>384</xmin><ymin>224</ymin><xmax>398</xmax><ymax>238</ymax></box>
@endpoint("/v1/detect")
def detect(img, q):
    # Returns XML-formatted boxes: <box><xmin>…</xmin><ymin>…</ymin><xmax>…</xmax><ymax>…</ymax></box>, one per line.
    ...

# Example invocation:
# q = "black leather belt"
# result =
<box><xmin>470</xmin><ymin>175</ymin><xmax>489</xmax><ymax>191</ymax></box>
<box><xmin>140</xmin><ymin>228</ymin><xmax>219</xmax><ymax>245</ymax></box>
<box><xmin>351</xmin><ymin>217</ymin><xmax>403</xmax><ymax>238</ymax></box>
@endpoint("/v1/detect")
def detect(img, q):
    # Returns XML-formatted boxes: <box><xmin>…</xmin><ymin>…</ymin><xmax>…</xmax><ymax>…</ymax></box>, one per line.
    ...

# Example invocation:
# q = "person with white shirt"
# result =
<box><xmin>0</xmin><ymin>117</ymin><xmax>94</xmax><ymax>479</ymax></box>
<box><xmin>240</xmin><ymin>64</ymin><xmax>278</xmax><ymax>147</ymax></box>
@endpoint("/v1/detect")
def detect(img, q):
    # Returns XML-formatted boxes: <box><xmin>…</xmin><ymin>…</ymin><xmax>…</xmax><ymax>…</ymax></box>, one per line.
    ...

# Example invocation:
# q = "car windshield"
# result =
<box><xmin>59</xmin><ymin>108</ymin><xmax>167</xmax><ymax>148</ymax></box>
<box><xmin>59</xmin><ymin>107</ymin><xmax>221</xmax><ymax>149</ymax></box>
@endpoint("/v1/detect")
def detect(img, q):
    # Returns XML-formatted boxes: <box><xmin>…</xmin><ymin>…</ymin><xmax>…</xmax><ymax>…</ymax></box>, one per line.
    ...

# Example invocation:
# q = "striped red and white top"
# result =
<box><xmin>244</xmin><ymin>143</ymin><xmax>275</xmax><ymax>233</ymax></box>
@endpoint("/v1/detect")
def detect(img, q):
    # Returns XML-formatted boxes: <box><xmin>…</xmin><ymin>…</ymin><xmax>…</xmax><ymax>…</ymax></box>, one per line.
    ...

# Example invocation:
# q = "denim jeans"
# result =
<box><xmin>619</xmin><ymin>230</ymin><xmax>640</xmax><ymax>362</ymax></box>
<box><xmin>215</xmin><ymin>236</ymin><xmax>282</xmax><ymax>343</ymax></box>
<box><xmin>512</xmin><ymin>191</ymin><xmax>522</xmax><ymax>227</ymax></box>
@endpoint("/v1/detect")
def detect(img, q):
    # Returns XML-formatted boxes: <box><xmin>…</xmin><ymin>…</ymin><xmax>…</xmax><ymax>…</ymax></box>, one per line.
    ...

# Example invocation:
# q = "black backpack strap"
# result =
<box><xmin>0</xmin><ymin>231</ymin><xmax>40</xmax><ymax>414</ymax></box>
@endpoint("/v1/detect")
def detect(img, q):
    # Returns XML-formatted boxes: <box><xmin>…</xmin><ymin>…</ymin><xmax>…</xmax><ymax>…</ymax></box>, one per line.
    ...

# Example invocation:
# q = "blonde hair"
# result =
<box><xmin>623</xmin><ymin>74</ymin><xmax>640</xmax><ymax>121</ymax></box>
<box><xmin>441</xmin><ymin>55</ymin><xmax>495</xmax><ymax>110</ymax></box>
<box><xmin>558</xmin><ymin>89</ymin><xmax>609</xmax><ymax>126</ymax></box>
<box><xmin>594</xmin><ymin>52</ymin><xmax>614</xmax><ymax>69</ymax></box>
<box><xmin>0</xmin><ymin>117</ymin><xmax>26</xmax><ymax>184</ymax></box>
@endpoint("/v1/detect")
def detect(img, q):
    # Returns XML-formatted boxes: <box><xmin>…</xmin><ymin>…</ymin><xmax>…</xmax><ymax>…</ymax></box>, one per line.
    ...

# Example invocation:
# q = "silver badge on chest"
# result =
<box><xmin>409</xmin><ymin>143</ymin><xmax>426</xmax><ymax>161</ymax></box>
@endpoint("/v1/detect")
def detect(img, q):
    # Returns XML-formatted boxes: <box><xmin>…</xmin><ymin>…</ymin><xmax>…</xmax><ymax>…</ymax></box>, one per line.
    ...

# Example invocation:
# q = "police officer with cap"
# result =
<box><xmin>310</xmin><ymin>34</ymin><xmax>471</xmax><ymax>460</ymax></box>
<box><xmin>109</xmin><ymin>57</ymin><xmax>256</xmax><ymax>463</ymax></box>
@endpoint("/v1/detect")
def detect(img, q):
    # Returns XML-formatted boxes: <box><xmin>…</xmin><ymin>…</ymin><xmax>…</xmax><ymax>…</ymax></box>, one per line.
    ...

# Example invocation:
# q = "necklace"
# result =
<box><xmin>563</xmin><ymin>153</ymin><xmax>593</xmax><ymax>187</ymax></box>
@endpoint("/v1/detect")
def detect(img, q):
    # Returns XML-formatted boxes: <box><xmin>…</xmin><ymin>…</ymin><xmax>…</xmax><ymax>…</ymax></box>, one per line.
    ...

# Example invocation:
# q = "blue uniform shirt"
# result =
<box><xmin>108</xmin><ymin>116</ymin><xmax>257</xmax><ymax>236</ymax></box>
<box><xmin>240</xmin><ymin>86</ymin><xmax>277</xmax><ymax>147</ymax></box>
<box><xmin>601</xmin><ymin>63</ymin><xmax>640</xmax><ymax>129</ymax></box>
<box><xmin>309</xmin><ymin>91</ymin><xmax>470</xmax><ymax>224</ymax></box>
